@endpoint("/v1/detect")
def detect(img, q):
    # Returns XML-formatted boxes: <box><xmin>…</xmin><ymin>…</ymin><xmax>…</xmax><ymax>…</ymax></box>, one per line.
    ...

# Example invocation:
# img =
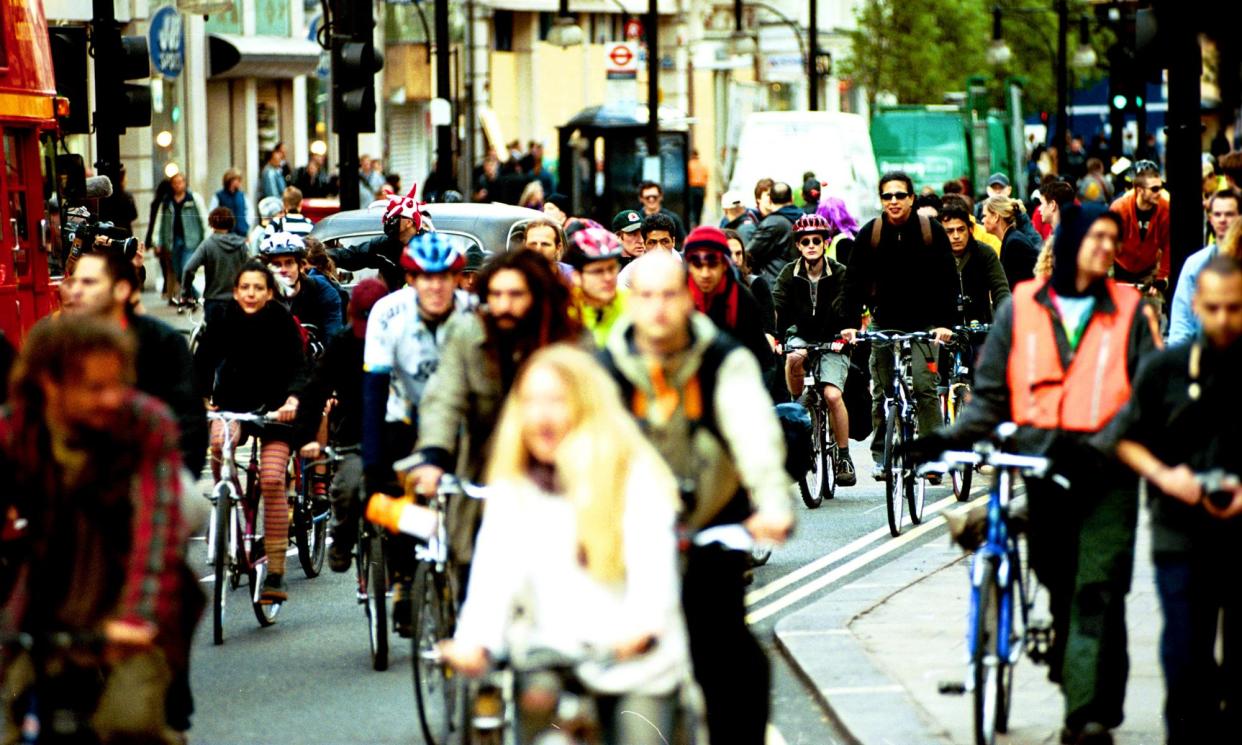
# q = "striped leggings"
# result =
<box><xmin>210</xmin><ymin>420</ymin><xmax>292</xmax><ymax>575</ymax></box>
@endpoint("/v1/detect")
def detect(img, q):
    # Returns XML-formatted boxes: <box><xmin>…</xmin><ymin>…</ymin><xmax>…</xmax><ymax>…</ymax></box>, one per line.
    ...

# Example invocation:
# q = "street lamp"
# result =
<box><xmin>1072</xmin><ymin>16</ymin><xmax>1097</xmax><ymax>70</ymax></box>
<box><xmin>547</xmin><ymin>0</ymin><xmax>583</xmax><ymax>48</ymax></box>
<box><xmin>987</xmin><ymin>7</ymin><xmax>1013</xmax><ymax>67</ymax></box>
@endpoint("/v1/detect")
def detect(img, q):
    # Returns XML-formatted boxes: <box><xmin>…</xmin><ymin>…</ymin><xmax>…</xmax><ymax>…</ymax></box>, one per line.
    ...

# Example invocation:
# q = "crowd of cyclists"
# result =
<box><xmin>0</xmin><ymin>142</ymin><xmax>1239</xmax><ymax>745</ymax></box>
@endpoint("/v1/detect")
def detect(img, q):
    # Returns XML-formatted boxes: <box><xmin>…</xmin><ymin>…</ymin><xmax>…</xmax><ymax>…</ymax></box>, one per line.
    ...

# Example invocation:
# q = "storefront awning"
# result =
<box><xmin>208</xmin><ymin>34</ymin><xmax>322</xmax><ymax>79</ymax></box>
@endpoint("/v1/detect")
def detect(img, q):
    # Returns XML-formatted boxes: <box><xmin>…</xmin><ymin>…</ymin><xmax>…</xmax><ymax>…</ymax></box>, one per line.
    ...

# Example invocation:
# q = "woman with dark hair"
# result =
<box><xmin>193</xmin><ymin>259</ymin><xmax>308</xmax><ymax>603</ymax></box>
<box><xmin>724</xmin><ymin>228</ymin><xmax>775</xmax><ymax>336</ymax></box>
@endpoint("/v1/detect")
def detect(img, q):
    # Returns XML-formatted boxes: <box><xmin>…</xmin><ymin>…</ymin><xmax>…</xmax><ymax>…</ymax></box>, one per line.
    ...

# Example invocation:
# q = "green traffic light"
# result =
<box><xmin>1135</xmin><ymin>95</ymin><xmax>1144</xmax><ymax>107</ymax></box>
<box><xmin>1112</xmin><ymin>94</ymin><xmax>1128</xmax><ymax>109</ymax></box>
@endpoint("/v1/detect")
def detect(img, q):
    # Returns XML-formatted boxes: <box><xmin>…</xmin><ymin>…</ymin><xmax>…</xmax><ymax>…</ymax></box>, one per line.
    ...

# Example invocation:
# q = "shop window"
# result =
<box><xmin>493</xmin><ymin>10</ymin><xmax>513</xmax><ymax>51</ymax></box>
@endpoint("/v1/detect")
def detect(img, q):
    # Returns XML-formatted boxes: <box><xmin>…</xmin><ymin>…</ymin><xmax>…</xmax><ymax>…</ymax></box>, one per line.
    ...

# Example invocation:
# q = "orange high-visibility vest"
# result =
<box><xmin>1007</xmin><ymin>279</ymin><xmax>1141</xmax><ymax>432</ymax></box>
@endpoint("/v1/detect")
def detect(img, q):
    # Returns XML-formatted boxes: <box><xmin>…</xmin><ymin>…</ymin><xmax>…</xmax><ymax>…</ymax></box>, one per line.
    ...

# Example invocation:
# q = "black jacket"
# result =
<box><xmin>330</xmin><ymin>234</ymin><xmax>405</xmax><ymax>290</ymax></box>
<box><xmin>194</xmin><ymin>301</ymin><xmax>308</xmax><ymax>418</ymax></box>
<box><xmin>954</xmin><ymin>238</ymin><xmax>1011</xmax><ymax>325</ymax></box>
<box><xmin>1102</xmin><ymin>338</ymin><xmax>1242</xmax><ymax>552</ymax></box>
<box><xmin>842</xmin><ymin>216</ymin><xmax>959</xmax><ymax>331</ymax></box>
<box><xmin>747</xmin><ymin>205</ymin><xmax>803</xmax><ymax>278</ymax></box>
<box><xmin>1000</xmin><ymin>227</ymin><xmax>1039</xmax><ymax>290</ymax></box>
<box><xmin>772</xmin><ymin>256</ymin><xmax>848</xmax><ymax>342</ymax></box>
<box><xmin>748</xmin><ymin>275</ymin><xmax>776</xmax><ymax>336</ymax></box>
<box><xmin>295</xmin><ymin>326</ymin><xmax>365</xmax><ymax>446</ymax></box>
<box><xmin>129</xmin><ymin>314</ymin><xmax>207</xmax><ymax>475</ymax></box>
<box><xmin>701</xmin><ymin>276</ymin><xmax>775</xmax><ymax>373</ymax></box>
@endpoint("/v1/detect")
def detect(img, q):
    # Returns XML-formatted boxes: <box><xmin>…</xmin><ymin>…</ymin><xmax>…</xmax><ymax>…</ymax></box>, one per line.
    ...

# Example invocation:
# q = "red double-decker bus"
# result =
<box><xmin>0</xmin><ymin>0</ymin><xmax>59</xmax><ymax>345</ymax></box>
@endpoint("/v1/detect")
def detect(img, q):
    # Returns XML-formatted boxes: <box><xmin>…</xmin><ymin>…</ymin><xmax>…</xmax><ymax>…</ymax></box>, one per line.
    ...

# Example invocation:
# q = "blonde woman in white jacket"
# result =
<box><xmin>438</xmin><ymin>343</ymin><xmax>691</xmax><ymax>745</ymax></box>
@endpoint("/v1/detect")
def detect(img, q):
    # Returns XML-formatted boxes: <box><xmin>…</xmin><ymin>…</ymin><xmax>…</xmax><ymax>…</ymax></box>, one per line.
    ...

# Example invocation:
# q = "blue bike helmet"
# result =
<box><xmin>401</xmin><ymin>231</ymin><xmax>467</xmax><ymax>274</ymax></box>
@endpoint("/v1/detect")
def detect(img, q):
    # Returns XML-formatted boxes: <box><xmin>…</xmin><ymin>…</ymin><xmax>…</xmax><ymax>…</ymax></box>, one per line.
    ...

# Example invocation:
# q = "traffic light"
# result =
<box><xmin>116</xmin><ymin>36</ymin><xmax>154</xmax><ymax>130</ymax></box>
<box><xmin>332</xmin><ymin>0</ymin><xmax>383</xmax><ymax>134</ymax></box>
<box><xmin>49</xmin><ymin>27</ymin><xmax>89</xmax><ymax>134</ymax></box>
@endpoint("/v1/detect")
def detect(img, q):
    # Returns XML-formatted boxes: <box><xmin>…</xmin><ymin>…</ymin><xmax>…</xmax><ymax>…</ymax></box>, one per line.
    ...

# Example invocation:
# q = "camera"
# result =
<box><xmin>63</xmin><ymin>206</ymin><xmax>139</xmax><ymax>261</ymax></box>
<box><xmin>1199</xmin><ymin>470</ymin><xmax>1240</xmax><ymax>510</ymax></box>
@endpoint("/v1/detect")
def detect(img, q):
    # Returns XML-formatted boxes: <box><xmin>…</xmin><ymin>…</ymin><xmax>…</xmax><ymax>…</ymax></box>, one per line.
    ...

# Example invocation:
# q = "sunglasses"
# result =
<box><xmin>798</xmin><ymin>236</ymin><xmax>825</xmax><ymax>247</ymax></box>
<box><xmin>685</xmin><ymin>252</ymin><xmax>724</xmax><ymax>269</ymax></box>
<box><xmin>1140</xmin><ymin>183</ymin><xmax>1164</xmax><ymax>194</ymax></box>
<box><xmin>881</xmin><ymin>192</ymin><xmax>911</xmax><ymax>202</ymax></box>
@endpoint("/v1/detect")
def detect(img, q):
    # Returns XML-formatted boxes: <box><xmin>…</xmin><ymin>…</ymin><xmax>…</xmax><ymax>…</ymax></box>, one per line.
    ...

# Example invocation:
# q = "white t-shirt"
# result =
<box><xmin>363</xmin><ymin>286</ymin><xmax>474</xmax><ymax>423</ymax></box>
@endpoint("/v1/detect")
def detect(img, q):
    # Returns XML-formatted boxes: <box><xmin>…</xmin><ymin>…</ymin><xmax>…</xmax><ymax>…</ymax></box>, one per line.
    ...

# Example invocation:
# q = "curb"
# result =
<box><xmin>774</xmin><ymin>525</ymin><xmax>966</xmax><ymax>745</ymax></box>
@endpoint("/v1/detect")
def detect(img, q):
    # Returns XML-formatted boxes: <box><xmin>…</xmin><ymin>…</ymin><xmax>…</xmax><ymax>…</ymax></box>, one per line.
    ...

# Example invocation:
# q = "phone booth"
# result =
<box><xmin>0</xmin><ymin>0</ymin><xmax>59</xmax><ymax>344</ymax></box>
<box><xmin>556</xmin><ymin>106</ymin><xmax>688</xmax><ymax>230</ymax></box>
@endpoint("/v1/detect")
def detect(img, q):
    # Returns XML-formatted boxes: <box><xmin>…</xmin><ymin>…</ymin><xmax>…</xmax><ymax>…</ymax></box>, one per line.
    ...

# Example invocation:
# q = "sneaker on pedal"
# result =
<box><xmin>392</xmin><ymin>580</ymin><xmax>414</xmax><ymax>638</ymax></box>
<box><xmin>835</xmin><ymin>453</ymin><xmax>857</xmax><ymax>487</ymax></box>
<box><xmin>328</xmin><ymin>541</ymin><xmax>353</xmax><ymax>573</ymax></box>
<box><xmin>261</xmin><ymin>572</ymin><xmax>288</xmax><ymax>603</ymax></box>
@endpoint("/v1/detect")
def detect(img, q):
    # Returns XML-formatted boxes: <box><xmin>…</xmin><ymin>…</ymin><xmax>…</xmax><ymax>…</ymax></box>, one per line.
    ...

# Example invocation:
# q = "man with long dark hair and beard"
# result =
<box><xmin>404</xmin><ymin>248</ymin><xmax>584</xmax><ymax>565</ymax></box>
<box><xmin>0</xmin><ymin>318</ymin><xmax>195</xmax><ymax>743</ymax></box>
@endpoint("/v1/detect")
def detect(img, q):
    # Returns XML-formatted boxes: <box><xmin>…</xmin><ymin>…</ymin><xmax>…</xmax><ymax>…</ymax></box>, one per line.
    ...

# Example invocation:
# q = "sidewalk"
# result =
<box><xmin>775</xmin><ymin>511</ymin><xmax>1165</xmax><ymax>745</ymax></box>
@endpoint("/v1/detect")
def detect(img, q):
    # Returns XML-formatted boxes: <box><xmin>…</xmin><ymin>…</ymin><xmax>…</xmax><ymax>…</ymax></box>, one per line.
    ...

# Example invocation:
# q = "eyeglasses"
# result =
<box><xmin>881</xmin><ymin>192</ymin><xmax>911</xmax><ymax>202</ymax></box>
<box><xmin>797</xmin><ymin>236</ymin><xmax>824</xmax><ymax>247</ymax></box>
<box><xmin>685</xmin><ymin>252</ymin><xmax>723</xmax><ymax>269</ymax></box>
<box><xmin>640</xmin><ymin>193</ymin><xmax>660</xmax><ymax>201</ymax></box>
<box><xmin>1139</xmin><ymin>182</ymin><xmax>1164</xmax><ymax>194</ymax></box>
<box><xmin>1134</xmin><ymin>160</ymin><xmax>1160</xmax><ymax>175</ymax></box>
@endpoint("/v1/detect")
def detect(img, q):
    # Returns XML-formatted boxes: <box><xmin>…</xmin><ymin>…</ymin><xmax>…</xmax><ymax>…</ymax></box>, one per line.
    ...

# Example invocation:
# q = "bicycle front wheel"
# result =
<box><xmin>293</xmin><ymin>492</ymin><xmax>328</xmax><ymax>578</ymax></box>
<box><xmin>907</xmin><ymin>423</ymin><xmax>926</xmax><ymax>525</ymax></box>
<box><xmin>211</xmin><ymin>500</ymin><xmax>230</xmax><ymax>645</ymax></box>
<box><xmin>413</xmin><ymin>562</ymin><xmax>457</xmax><ymax>745</ymax></box>
<box><xmin>972</xmin><ymin>559</ymin><xmax>1008</xmax><ymax>745</ymax></box>
<box><xmin>884</xmin><ymin>409</ymin><xmax>905</xmax><ymax>537</ymax></box>
<box><xmin>799</xmin><ymin>405</ymin><xmax>831</xmax><ymax>509</ymax></box>
<box><xmin>364</xmin><ymin>533</ymin><xmax>389</xmax><ymax>671</ymax></box>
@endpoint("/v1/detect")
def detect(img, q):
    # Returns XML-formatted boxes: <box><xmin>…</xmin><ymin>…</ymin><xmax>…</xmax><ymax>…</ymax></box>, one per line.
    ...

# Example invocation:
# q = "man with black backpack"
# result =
<box><xmin>601</xmin><ymin>251</ymin><xmax>792</xmax><ymax>745</ymax></box>
<box><xmin>840</xmin><ymin>171</ymin><xmax>959</xmax><ymax>480</ymax></box>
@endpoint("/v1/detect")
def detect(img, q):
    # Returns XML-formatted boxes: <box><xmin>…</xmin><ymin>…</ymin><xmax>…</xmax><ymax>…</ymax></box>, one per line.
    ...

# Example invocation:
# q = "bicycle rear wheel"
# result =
<box><xmin>884</xmin><ymin>409</ymin><xmax>905</xmax><ymax>537</ymax></box>
<box><xmin>972</xmin><ymin>559</ymin><xmax>1008</xmax><ymax>745</ymax></box>
<box><xmin>413</xmin><ymin>562</ymin><xmax>457</xmax><ymax>745</ymax></box>
<box><xmin>293</xmin><ymin>475</ymin><xmax>328</xmax><ymax>578</ymax></box>
<box><xmin>211</xmin><ymin>499</ymin><xmax>230</xmax><ymax>645</ymax></box>
<box><xmin>799</xmin><ymin>405</ymin><xmax>832</xmax><ymax>509</ymax></box>
<box><xmin>364</xmin><ymin>533</ymin><xmax>389</xmax><ymax>671</ymax></box>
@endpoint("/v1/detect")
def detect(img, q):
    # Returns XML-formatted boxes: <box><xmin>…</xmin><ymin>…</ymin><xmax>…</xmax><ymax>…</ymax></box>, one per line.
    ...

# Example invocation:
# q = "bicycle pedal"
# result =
<box><xmin>938</xmin><ymin>680</ymin><xmax>967</xmax><ymax>695</ymax></box>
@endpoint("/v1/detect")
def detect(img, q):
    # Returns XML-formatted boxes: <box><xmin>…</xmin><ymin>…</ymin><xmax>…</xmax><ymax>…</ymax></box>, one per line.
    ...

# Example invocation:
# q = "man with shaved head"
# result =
<box><xmin>601</xmin><ymin>250</ymin><xmax>793</xmax><ymax>744</ymax></box>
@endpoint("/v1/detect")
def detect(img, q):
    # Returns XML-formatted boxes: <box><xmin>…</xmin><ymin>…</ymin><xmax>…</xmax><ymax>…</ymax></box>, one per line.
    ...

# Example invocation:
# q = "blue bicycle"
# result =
<box><xmin>921</xmin><ymin>423</ymin><xmax>1059</xmax><ymax>745</ymax></box>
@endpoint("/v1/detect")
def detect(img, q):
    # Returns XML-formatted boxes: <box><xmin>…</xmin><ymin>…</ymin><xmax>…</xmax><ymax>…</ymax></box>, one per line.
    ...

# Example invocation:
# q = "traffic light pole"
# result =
<box><xmin>807</xmin><ymin>0</ymin><xmax>818</xmax><ymax>111</ymax></box>
<box><xmin>1054</xmin><ymin>0</ymin><xmax>1068</xmax><ymax>155</ymax></box>
<box><xmin>91</xmin><ymin>0</ymin><xmax>122</xmax><ymax>189</ymax></box>
<box><xmin>1161</xmin><ymin>0</ymin><xmax>1202</xmax><ymax>294</ymax></box>
<box><xmin>435</xmin><ymin>0</ymin><xmax>454</xmax><ymax>188</ymax></box>
<box><xmin>646</xmin><ymin>0</ymin><xmax>659</xmax><ymax>159</ymax></box>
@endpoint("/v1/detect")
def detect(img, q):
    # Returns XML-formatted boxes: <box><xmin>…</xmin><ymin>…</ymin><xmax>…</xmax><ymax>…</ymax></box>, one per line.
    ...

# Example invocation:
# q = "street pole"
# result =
<box><xmin>807</xmin><ymin>0</ymin><xmax>818</xmax><ymax>111</ymax></box>
<box><xmin>91</xmin><ymin>0</ymin><xmax>121</xmax><ymax>188</ymax></box>
<box><xmin>646</xmin><ymin>0</ymin><xmax>660</xmax><ymax>163</ymax></box>
<box><xmin>1055</xmin><ymin>0</ymin><xmax>1068</xmax><ymax>153</ymax></box>
<box><xmin>435</xmin><ymin>0</ymin><xmax>454</xmax><ymax>188</ymax></box>
<box><xmin>1160</xmin><ymin>0</ymin><xmax>1202</xmax><ymax>293</ymax></box>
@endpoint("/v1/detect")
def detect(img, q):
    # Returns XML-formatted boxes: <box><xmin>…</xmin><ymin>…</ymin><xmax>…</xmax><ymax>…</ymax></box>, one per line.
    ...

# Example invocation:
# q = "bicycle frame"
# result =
<box><xmin>967</xmin><ymin>465</ymin><xmax>1026</xmax><ymax>672</ymax></box>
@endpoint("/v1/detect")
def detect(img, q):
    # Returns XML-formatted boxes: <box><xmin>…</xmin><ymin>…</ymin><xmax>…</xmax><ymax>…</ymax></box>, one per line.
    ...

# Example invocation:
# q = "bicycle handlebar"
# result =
<box><xmin>856</xmin><ymin>330</ymin><xmax>938</xmax><ymax>344</ymax></box>
<box><xmin>785</xmin><ymin>339</ymin><xmax>849</xmax><ymax>354</ymax></box>
<box><xmin>207</xmin><ymin>410</ymin><xmax>279</xmax><ymax>425</ymax></box>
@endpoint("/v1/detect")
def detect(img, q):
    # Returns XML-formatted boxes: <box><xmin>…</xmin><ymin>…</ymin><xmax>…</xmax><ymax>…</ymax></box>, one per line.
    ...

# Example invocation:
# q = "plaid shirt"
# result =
<box><xmin>0</xmin><ymin>392</ymin><xmax>188</xmax><ymax>635</ymax></box>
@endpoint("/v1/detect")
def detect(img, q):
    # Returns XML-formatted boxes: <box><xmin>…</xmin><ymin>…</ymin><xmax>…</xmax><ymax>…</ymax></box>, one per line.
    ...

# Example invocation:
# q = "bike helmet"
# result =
<box><xmin>565</xmin><ymin>227</ymin><xmax>623</xmax><ymax>269</ymax></box>
<box><xmin>792</xmin><ymin>213</ymin><xmax>831</xmax><ymax>237</ymax></box>
<box><xmin>258</xmin><ymin>230</ymin><xmax>307</xmax><ymax>259</ymax></box>
<box><xmin>383</xmin><ymin>184</ymin><xmax>423</xmax><ymax>237</ymax></box>
<box><xmin>401</xmin><ymin>231</ymin><xmax>467</xmax><ymax>274</ymax></box>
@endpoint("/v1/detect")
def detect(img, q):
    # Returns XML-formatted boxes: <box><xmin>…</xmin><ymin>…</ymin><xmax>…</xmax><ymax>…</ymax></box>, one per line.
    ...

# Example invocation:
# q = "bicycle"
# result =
<box><xmin>784</xmin><ymin>339</ymin><xmax>847</xmax><ymax>509</ymax></box>
<box><xmin>857</xmin><ymin>330</ymin><xmax>937</xmax><ymax>536</ymax></box>
<box><xmin>939</xmin><ymin>323</ymin><xmax>992</xmax><ymax>502</ymax></box>
<box><xmin>919</xmin><ymin>423</ymin><xmax>1060</xmax><ymax>745</ymax></box>
<box><xmin>291</xmin><ymin>444</ymin><xmax>354</xmax><ymax>580</ymax></box>
<box><xmin>204</xmin><ymin>410</ymin><xmax>283</xmax><ymax>645</ymax></box>
<box><xmin>0</xmin><ymin>631</ymin><xmax>109</xmax><ymax>744</ymax></box>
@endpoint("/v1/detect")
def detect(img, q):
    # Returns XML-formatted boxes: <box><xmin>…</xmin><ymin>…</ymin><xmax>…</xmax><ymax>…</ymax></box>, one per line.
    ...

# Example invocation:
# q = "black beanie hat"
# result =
<box><xmin>1051</xmin><ymin>203</ymin><xmax>1123</xmax><ymax>297</ymax></box>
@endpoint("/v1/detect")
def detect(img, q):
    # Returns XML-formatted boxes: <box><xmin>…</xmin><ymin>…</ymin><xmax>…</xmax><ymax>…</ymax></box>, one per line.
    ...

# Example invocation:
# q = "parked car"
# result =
<box><xmin>309</xmin><ymin>201</ymin><xmax>545</xmax><ymax>258</ymax></box>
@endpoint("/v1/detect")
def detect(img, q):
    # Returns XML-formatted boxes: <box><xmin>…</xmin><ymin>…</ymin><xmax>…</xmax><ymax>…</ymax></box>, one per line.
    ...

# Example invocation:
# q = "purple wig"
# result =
<box><xmin>816</xmin><ymin>196</ymin><xmax>859</xmax><ymax>239</ymax></box>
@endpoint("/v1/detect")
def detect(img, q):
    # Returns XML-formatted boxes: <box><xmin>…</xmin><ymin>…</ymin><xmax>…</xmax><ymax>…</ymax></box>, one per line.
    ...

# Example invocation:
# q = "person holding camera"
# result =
<box><xmin>1106</xmin><ymin>256</ymin><xmax>1242</xmax><ymax>744</ymax></box>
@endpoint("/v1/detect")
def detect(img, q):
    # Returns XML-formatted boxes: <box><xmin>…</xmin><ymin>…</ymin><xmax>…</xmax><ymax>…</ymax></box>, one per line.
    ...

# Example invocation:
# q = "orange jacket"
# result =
<box><xmin>1109</xmin><ymin>190</ymin><xmax>1171</xmax><ymax>280</ymax></box>
<box><xmin>1007</xmin><ymin>279</ymin><xmax>1142</xmax><ymax>432</ymax></box>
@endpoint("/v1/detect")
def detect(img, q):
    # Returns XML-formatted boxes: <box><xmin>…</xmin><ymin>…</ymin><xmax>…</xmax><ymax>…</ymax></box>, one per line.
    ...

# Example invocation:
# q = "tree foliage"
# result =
<box><xmin>842</xmin><ymin>0</ymin><xmax>1108</xmax><ymax>115</ymax></box>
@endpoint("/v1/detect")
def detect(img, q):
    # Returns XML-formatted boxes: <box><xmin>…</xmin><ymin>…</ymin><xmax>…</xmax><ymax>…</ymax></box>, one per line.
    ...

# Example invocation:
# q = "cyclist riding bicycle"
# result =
<box><xmin>194</xmin><ymin>259</ymin><xmax>308</xmax><ymax>604</ymax></box>
<box><xmin>774</xmin><ymin>213</ymin><xmax>856</xmax><ymax>485</ymax></box>
<box><xmin>361</xmin><ymin>231</ymin><xmax>474</xmax><ymax>630</ymax></box>
<box><xmin>258</xmin><ymin>231</ymin><xmax>344</xmax><ymax>341</ymax></box>
<box><xmin>565</xmin><ymin>227</ymin><xmax>627</xmax><ymax>347</ymax></box>
<box><xmin>330</xmin><ymin>184</ymin><xmax>426</xmax><ymax>290</ymax></box>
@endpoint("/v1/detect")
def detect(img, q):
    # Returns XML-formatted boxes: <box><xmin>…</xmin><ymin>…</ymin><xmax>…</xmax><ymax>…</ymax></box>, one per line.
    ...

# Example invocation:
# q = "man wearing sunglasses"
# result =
<box><xmin>638</xmin><ymin>180</ymin><xmax>685</xmax><ymax>248</ymax></box>
<box><xmin>684</xmin><ymin>226</ymin><xmax>775</xmax><ymax>373</ymax></box>
<box><xmin>1110</xmin><ymin>160</ymin><xmax>1171</xmax><ymax>295</ymax></box>
<box><xmin>840</xmin><ymin>171</ymin><xmax>959</xmax><ymax>480</ymax></box>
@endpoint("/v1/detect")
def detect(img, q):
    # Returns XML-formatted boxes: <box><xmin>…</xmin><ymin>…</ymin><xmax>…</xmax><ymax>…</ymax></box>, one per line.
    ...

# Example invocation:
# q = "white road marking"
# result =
<box><xmin>766</xmin><ymin>723</ymin><xmax>788</xmax><ymax>745</ymax></box>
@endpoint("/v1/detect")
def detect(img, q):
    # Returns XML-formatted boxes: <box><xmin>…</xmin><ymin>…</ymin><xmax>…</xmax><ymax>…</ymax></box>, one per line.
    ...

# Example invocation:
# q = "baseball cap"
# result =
<box><xmin>611</xmin><ymin>209</ymin><xmax>644</xmax><ymax>233</ymax></box>
<box><xmin>987</xmin><ymin>173</ymin><xmax>1010</xmax><ymax>188</ymax></box>
<box><xmin>720</xmin><ymin>190</ymin><xmax>746</xmax><ymax>209</ymax></box>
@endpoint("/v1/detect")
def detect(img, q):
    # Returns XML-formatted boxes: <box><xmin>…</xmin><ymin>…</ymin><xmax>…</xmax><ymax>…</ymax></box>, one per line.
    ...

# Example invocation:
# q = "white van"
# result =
<box><xmin>727</xmin><ymin>111</ymin><xmax>881</xmax><ymax>226</ymax></box>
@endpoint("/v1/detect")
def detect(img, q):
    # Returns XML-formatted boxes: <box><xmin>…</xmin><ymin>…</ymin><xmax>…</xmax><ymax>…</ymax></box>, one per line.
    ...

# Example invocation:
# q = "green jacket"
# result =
<box><xmin>154</xmin><ymin>191</ymin><xmax>208</xmax><ymax>251</ymax></box>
